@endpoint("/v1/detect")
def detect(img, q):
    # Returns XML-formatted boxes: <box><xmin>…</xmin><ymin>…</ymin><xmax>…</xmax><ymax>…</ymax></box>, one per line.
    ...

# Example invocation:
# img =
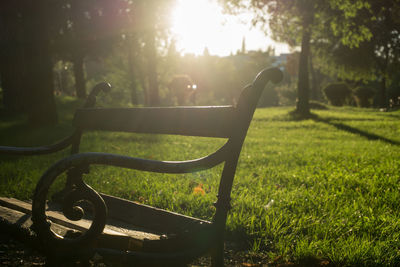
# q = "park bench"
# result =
<box><xmin>0</xmin><ymin>67</ymin><xmax>282</xmax><ymax>266</ymax></box>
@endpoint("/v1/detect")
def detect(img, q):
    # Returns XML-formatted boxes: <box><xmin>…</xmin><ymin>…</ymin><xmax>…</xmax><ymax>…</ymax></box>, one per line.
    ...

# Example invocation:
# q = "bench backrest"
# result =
<box><xmin>73</xmin><ymin>106</ymin><xmax>235</xmax><ymax>138</ymax></box>
<box><xmin>73</xmin><ymin>68</ymin><xmax>282</xmax><ymax>140</ymax></box>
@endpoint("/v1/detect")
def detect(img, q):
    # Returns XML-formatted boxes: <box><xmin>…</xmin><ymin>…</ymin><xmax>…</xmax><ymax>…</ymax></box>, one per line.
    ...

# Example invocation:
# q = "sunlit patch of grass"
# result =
<box><xmin>1</xmin><ymin>102</ymin><xmax>400</xmax><ymax>265</ymax></box>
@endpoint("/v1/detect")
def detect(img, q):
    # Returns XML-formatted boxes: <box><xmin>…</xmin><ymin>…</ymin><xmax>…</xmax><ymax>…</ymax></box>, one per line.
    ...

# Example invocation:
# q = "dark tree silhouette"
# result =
<box><xmin>0</xmin><ymin>2</ymin><xmax>28</xmax><ymax>113</ymax></box>
<box><xmin>0</xmin><ymin>1</ymin><xmax>57</xmax><ymax>126</ymax></box>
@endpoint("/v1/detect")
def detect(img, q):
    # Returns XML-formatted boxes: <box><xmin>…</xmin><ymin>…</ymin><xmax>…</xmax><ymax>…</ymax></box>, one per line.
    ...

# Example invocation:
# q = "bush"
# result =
<box><xmin>388</xmin><ymin>80</ymin><xmax>400</xmax><ymax>107</ymax></box>
<box><xmin>323</xmin><ymin>83</ymin><xmax>351</xmax><ymax>106</ymax></box>
<box><xmin>354</xmin><ymin>87</ymin><xmax>375</xmax><ymax>108</ymax></box>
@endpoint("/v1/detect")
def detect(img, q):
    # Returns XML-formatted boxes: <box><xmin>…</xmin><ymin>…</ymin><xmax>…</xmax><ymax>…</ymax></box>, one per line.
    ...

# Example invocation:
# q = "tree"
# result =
<box><xmin>221</xmin><ymin>0</ymin><xmax>332</xmax><ymax>115</ymax></box>
<box><xmin>315</xmin><ymin>0</ymin><xmax>400</xmax><ymax>108</ymax></box>
<box><xmin>126</xmin><ymin>33</ymin><xmax>140</xmax><ymax>105</ymax></box>
<box><xmin>0</xmin><ymin>2</ymin><xmax>28</xmax><ymax>113</ymax></box>
<box><xmin>1</xmin><ymin>0</ymin><xmax>133</xmax><ymax>125</ymax></box>
<box><xmin>0</xmin><ymin>1</ymin><xmax>58</xmax><ymax>126</ymax></box>
<box><xmin>116</xmin><ymin>0</ymin><xmax>174</xmax><ymax>106</ymax></box>
<box><xmin>26</xmin><ymin>1</ymin><xmax>58</xmax><ymax>125</ymax></box>
<box><xmin>68</xmin><ymin>0</ymin><xmax>90</xmax><ymax>99</ymax></box>
<box><xmin>241</xmin><ymin>36</ymin><xmax>246</xmax><ymax>54</ymax></box>
<box><xmin>53</xmin><ymin>0</ymin><xmax>130</xmax><ymax>99</ymax></box>
<box><xmin>143</xmin><ymin>24</ymin><xmax>160</xmax><ymax>106</ymax></box>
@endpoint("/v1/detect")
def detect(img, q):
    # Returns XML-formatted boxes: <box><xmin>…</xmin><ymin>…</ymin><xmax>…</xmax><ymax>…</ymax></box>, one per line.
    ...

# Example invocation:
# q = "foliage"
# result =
<box><xmin>53</xmin><ymin>61</ymin><xmax>75</xmax><ymax>96</ymax></box>
<box><xmin>2</xmin><ymin>100</ymin><xmax>400</xmax><ymax>265</ymax></box>
<box><xmin>314</xmin><ymin>0</ymin><xmax>400</xmax><ymax>108</ymax></box>
<box><xmin>3</xmin><ymin>0</ymin><xmax>400</xmax><ymax>129</ymax></box>
<box><xmin>284</xmin><ymin>53</ymin><xmax>300</xmax><ymax>78</ymax></box>
<box><xmin>323</xmin><ymin>83</ymin><xmax>352</xmax><ymax>106</ymax></box>
<box><xmin>388</xmin><ymin>72</ymin><xmax>400</xmax><ymax>108</ymax></box>
<box><xmin>160</xmin><ymin>50</ymin><xmax>276</xmax><ymax>106</ymax></box>
<box><xmin>258</xmin><ymin>86</ymin><xmax>279</xmax><ymax>107</ymax></box>
<box><xmin>353</xmin><ymin>87</ymin><xmax>375</xmax><ymax>108</ymax></box>
<box><xmin>222</xmin><ymin>0</ymin><xmax>400</xmax><ymax>110</ymax></box>
<box><xmin>222</xmin><ymin>0</ymin><xmax>372</xmax><ymax>114</ymax></box>
<box><xmin>85</xmin><ymin>46</ymin><xmax>138</xmax><ymax>107</ymax></box>
<box><xmin>52</xmin><ymin>44</ymin><xmax>277</xmax><ymax>107</ymax></box>
<box><xmin>168</xmin><ymin>75</ymin><xmax>194</xmax><ymax>105</ymax></box>
<box><xmin>221</xmin><ymin>0</ymin><xmax>316</xmax><ymax>114</ymax></box>
<box><xmin>274</xmin><ymin>83</ymin><xmax>298</xmax><ymax>106</ymax></box>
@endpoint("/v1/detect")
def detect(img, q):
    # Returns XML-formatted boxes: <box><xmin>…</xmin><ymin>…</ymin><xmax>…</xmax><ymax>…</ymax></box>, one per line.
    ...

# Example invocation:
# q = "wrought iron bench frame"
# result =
<box><xmin>0</xmin><ymin>68</ymin><xmax>282</xmax><ymax>266</ymax></box>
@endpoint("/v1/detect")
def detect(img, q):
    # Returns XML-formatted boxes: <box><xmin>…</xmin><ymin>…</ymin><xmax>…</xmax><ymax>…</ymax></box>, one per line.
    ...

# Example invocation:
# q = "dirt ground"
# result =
<box><xmin>0</xmin><ymin>231</ymin><xmax>46</xmax><ymax>266</ymax></box>
<box><xmin>0</xmin><ymin>230</ymin><xmax>314</xmax><ymax>266</ymax></box>
<box><xmin>0</xmin><ymin>231</ymin><xmax>267</xmax><ymax>267</ymax></box>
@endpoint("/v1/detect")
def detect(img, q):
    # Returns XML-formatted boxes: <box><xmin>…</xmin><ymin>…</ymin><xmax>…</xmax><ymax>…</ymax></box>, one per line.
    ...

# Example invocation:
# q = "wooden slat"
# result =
<box><xmin>0</xmin><ymin>197</ymin><xmax>160</xmax><ymax>251</ymax></box>
<box><xmin>100</xmin><ymin>193</ymin><xmax>211</xmax><ymax>234</ymax></box>
<box><xmin>0</xmin><ymin>205</ymin><xmax>68</xmax><ymax>238</ymax></box>
<box><xmin>0</xmin><ymin>197</ymin><xmax>212</xmax><ymax>254</ymax></box>
<box><xmin>73</xmin><ymin>106</ymin><xmax>235</xmax><ymax>138</ymax></box>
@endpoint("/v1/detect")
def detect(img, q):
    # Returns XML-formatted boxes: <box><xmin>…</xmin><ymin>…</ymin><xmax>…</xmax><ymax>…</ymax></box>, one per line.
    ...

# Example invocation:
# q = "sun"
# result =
<box><xmin>171</xmin><ymin>0</ymin><xmax>226</xmax><ymax>55</ymax></box>
<box><xmin>170</xmin><ymin>0</ymin><xmax>290</xmax><ymax>56</ymax></box>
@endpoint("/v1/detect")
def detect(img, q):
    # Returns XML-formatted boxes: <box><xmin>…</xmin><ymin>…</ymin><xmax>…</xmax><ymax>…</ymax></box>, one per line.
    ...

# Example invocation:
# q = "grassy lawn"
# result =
<box><xmin>1</xmin><ymin>98</ymin><xmax>400</xmax><ymax>266</ymax></box>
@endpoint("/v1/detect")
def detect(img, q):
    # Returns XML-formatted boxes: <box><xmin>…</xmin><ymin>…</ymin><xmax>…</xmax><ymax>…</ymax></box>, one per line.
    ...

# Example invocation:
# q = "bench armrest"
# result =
<box><xmin>37</xmin><ymin>142</ymin><xmax>229</xmax><ymax>177</ymax></box>
<box><xmin>0</xmin><ymin>134</ymin><xmax>75</xmax><ymax>156</ymax></box>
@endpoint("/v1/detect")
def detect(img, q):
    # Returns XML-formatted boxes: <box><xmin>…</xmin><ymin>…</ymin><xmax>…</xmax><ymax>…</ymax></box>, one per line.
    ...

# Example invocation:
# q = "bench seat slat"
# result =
<box><xmin>73</xmin><ymin>106</ymin><xmax>235</xmax><ymax>138</ymax></box>
<box><xmin>101</xmin><ymin>194</ymin><xmax>211</xmax><ymax>234</ymax></box>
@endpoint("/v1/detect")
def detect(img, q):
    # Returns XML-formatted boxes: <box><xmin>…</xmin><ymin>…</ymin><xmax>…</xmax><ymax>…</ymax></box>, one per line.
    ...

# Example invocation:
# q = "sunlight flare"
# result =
<box><xmin>170</xmin><ymin>0</ymin><xmax>289</xmax><ymax>56</ymax></box>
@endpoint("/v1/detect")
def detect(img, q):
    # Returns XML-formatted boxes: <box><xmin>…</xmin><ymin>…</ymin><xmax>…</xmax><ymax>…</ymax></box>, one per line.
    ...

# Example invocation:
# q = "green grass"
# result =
<box><xmin>1</xmin><ymin>99</ymin><xmax>400</xmax><ymax>266</ymax></box>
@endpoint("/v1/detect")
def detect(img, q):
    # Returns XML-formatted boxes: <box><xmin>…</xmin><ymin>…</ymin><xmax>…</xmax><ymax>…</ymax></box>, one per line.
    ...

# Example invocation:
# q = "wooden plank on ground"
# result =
<box><xmin>0</xmin><ymin>197</ymin><xmax>161</xmax><ymax>251</ymax></box>
<box><xmin>100</xmin><ymin>193</ymin><xmax>212</xmax><ymax>234</ymax></box>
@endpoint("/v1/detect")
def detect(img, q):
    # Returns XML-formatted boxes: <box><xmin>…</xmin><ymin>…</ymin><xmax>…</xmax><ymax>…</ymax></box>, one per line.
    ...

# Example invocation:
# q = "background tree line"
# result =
<box><xmin>222</xmin><ymin>0</ymin><xmax>400</xmax><ymax>114</ymax></box>
<box><xmin>0</xmin><ymin>0</ymin><xmax>173</xmax><ymax>126</ymax></box>
<box><xmin>1</xmin><ymin>0</ymin><xmax>400</xmax><ymax>127</ymax></box>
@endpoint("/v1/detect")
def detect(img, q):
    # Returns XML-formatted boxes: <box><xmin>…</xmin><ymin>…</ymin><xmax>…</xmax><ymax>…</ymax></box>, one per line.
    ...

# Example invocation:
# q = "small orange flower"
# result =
<box><xmin>193</xmin><ymin>184</ymin><xmax>205</xmax><ymax>195</ymax></box>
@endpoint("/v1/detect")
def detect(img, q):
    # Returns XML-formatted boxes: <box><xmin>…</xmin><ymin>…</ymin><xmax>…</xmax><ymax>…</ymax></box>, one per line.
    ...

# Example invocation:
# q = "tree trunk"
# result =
<box><xmin>0</xmin><ymin>3</ymin><xmax>28</xmax><ymax>113</ymax></box>
<box><xmin>23</xmin><ymin>0</ymin><xmax>58</xmax><ymax>126</ymax></box>
<box><xmin>380</xmin><ymin>76</ymin><xmax>387</xmax><ymax>109</ymax></box>
<box><xmin>309</xmin><ymin>51</ymin><xmax>319</xmax><ymax>101</ymax></box>
<box><xmin>127</xmin><ymin>35</ymin><xmax>138</xmax><ymax>105</ymax></box>
<box><xmin>378</xmin><ymin>47</ymin><xmax>389</xmax><ymax>109</ymax></box>
<box><xmin>296</xmin><ymin>26</ymin><xmax>311</xmax><ymax>115</ymax></box>
<box><xmin>0</xmin><ymin>48</ymin><xmax>28</xmax><ymax>113</ymax></box>
<box><xmin>72</xmin><ymin>51</ymin><xmax>87</xmax><ymax>99</ymax></box>
<box><xmin>144</xmin><ymin>29</ymin><xmax>160</xmax><ymax>106</ymax></box>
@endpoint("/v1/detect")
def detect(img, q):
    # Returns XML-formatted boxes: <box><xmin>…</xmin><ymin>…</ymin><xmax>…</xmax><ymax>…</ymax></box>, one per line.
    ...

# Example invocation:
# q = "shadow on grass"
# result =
<box><xmin>313</xmin><ymin>116</ymin><xmax>400</xmax><ymax>146</ymax></box>
<box><xmin>284</xmin><ymin>110</ymin><xmax>400</xmax><ymax>146</ymax></box>
<box><xmin>287</xmin><ymin>109</ymin><xmax>319</xmax><ymax>121</ymax></box>
<box><xmin>377</xmin><ymin>112</ymin><xmax>400</xmax><ymax>120</ymax></box>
